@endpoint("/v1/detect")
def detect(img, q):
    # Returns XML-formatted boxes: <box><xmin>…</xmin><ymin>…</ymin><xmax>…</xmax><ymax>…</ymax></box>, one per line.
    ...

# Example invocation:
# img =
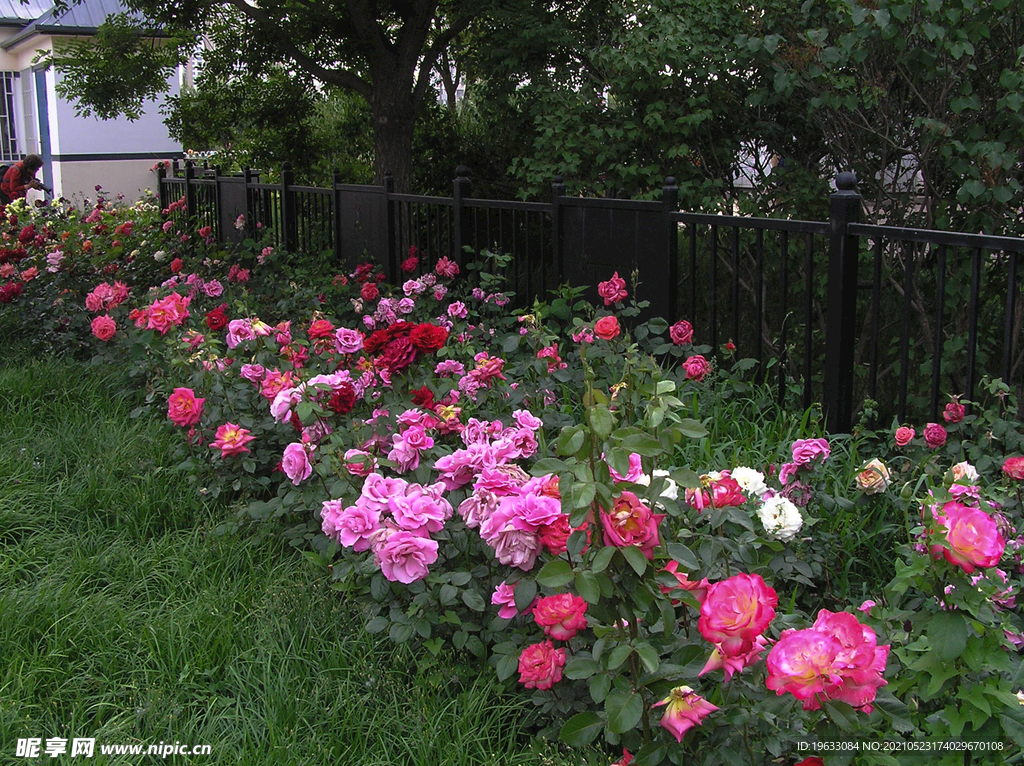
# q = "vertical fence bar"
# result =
<box><xmin>663</xmin><ymin>178</ymin><xmax>679</xmax><ymax>319</ymax></box>
<box><xmin>1004</xmin><ymin>252</ymin><xmax>1019</xmax><ymax>383</ymax></box>
<box><xmin>731</xmin><ymin>226</ymin><xmax>740</xmax><ymax>346</ymax></box>
<box><xmin>803</xmin><ymin>232</ymin><xmax>814</xmax><ymax>411</ymax></box>
<box><xmin>823</xmin><ymin>171</ymin><xmax>862</xmax><ymax>433</ymax></box>
<box><xmin>183</xmin><ymin>161</ymin><xmax>196</xmax><ymax>221</ymax></box>
<box><xmin>280</xmin><ymin>162</ymin><xmax>296</xmax><ymax>253</ymax></box>
<box><xmin>930</xmin><ymin>245</ymin><xmax>947</xmax><ymax>420</ymax></box>
<box><xmin>897</xmin><ymin>243</ymin><xmax>913</xmax><ymax>422</ymax></box>
<box><xmin>755</xmin><ymin>228</ymin><xmax>764</xmax><ymax>371</ymax></box>
<box><xmin>966</xmin><ymin>247</ymin><xmax>982</xmax><ymax>406</ymax></box>
<box><xmin>710</xmin><ymin>225</ymin><xmax>719</xmax><ymax>351</ymax></box>
<box><xmin>551</xmin><ymin>176</ymin><xmax>565</xmax><ymax>285</ymax></box>
<box><xmin>868</xmin><ymin>238</ymin><xmax>883</xmax><ymax>405</ymax></box>
<box><xmin>156</xmin><ymin>163</ymin><xmax>167</xmax><ymax>209</ymax></box>
<box><xmin>778</xmin><ymin>230</ymin><xmax>789</xmax><ymax>410</ymax></box>
<box><xmin>384</xmin><ymin>171</ymin><xmax>397</xmax><ymax>284</ymax></box>
<box><xmin>453</xmin><ymin>166</ymin><xmax>472</xmax><ymax>270</ymax></box>
<box><xmin>688</xmin><ymin>226</ymin><xmax>697</xmax><ymax>323</ymax></box>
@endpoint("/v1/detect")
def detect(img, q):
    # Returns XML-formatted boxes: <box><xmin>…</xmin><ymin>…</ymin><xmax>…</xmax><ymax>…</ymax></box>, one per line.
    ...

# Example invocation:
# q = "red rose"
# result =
<box><xmin>409</xmin><ymin>323</ymin><xmax>448</xmax><ymax>353</ymax></box>
<box><xmin>205</xmin><ymin>305</ymin><xmax>229</xmax><ymax>331</ymax></box>
<box><xmin>594</xmin><ymin>315</ymin><xmax>620</xmax><ymax>340</ymax></box>
<box><xmin>327</xmin><ymin>382</ymin><xmax>357</xmax><ymax>414</ymax></box>
<box><xmin>308</xmin><ymin>318</ymin><xmax>335</xmax><ymax>339</ymax></box>
<box><xmin>360</xmin><ymin>282</ymin><xmax>380</xmax><ymax>301</ymax></box>
<box><xmin>411</xmin><ymin>386</ymin><xmax>435</xmax><ymax>408</ymax></box>
<box><xmin>401</xmin><ymin>255</ymin><xmax>419</xmax><ymax>273</ymax></box>
<box><xmin>170</xmin><ymin>258</ymin><xmax>183</xmax><ymax>273</ymax></box>
<box><xmin>378</xmin><ymin>336</ymin><xmax>418</xmax><ymax>372</ymax></box>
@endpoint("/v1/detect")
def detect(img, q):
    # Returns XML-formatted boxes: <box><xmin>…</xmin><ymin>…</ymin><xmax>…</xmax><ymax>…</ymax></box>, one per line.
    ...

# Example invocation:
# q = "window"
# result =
<box><xmin>0</xmin><ymin>71</ymin><xmax>18</xmax><ymax>161</ymax></box>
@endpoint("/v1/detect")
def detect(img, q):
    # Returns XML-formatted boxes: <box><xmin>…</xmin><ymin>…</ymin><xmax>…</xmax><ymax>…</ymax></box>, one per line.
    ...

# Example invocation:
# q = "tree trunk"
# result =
<box><xmin>370</xmin><ymin>66</ymin><xmax>418</xmax><ymax>192</ymax></box>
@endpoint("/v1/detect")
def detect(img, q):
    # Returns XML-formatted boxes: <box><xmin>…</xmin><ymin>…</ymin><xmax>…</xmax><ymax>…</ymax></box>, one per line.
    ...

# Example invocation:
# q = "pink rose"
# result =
<box><xmin>491</xmin><ymin>581</ymin><xmax>522</xmax><ymax>619</ymax></box>
<box><xmin>669</xmin><ymin>319</ymin><xmax>694</xmax><ymax>345</ymax></box>
<box><xmin>146</xmin><ymin>292</ymin><xmax>190</xmax><ymax>335</ymax></box>
<box><xmin>517</xmin><ymin>640</ymin><xmax>565</xmax><ymax>690</ymax></box>
<box><xmin>532</xmin><ymin>593</ymin><xmax>588</xmax><ymax>641</ymax></box>
<box><xmin>1002</xmin><ymin>456</ymin><xmax>1024</xmax><ymax>480</ymax></box>
<box><xmin>923</xmin><ymin>422</ymin><xmax>947</xmax><ymax>449</ymax></box>
<box><xmin>791</xmin><ymin>438</ymin><xmax>830</xmax><ymax>465</ymax></box>
<box><xmin>682</xmin><ymin>354</ymin><xmax>710</xmax><ymax>381</ymax></box>
<box><xmin>894</xmin><ymin>426</ymin><xmax>915</xmax><ymax>447</ymax></box>
<box><xmin>594</xmin><ymin>315</ymin><xmax>620</xmax><ymax>340</ymax></box>
<box><xmin>281</xmin><ymin>442</ymin><xmax>314</xmax><ymax>485</ymax></box>
<box><xmin>209</xmin><ymin>423</ymin><xmax>255</xmax><ymax>457</ymax></box>
<box><xmin>698</xmin><ymin>573</ymin><xmax>777</xmax><ymax>657</ymax></box>
<box><xmin>376</xmin><ymin>530</ymin><xmax>438</xmax><ymax>583</ymax></box>
<box><xmin>167</xmin><ymin>387</ymin><xmax>204</xmax><ymax>427</ymax></box>
<box><xmin>929</xmin><ymin>501</ymin><xmax>1005</xmax><ymax>573</ymax></box>
<box><xmin>321</xmin><ymin>499</ymin><xmax>381</xmax><ymax>552</ymax></box>
<box><xmin>597</xmin><ymin>271</ymin><xmax>628</xmax><ymax>306</ymax></box>
<box><xmin>90</xmin><ymin>314</ymin><xmax>116</xmax><ymax>341</ymax></box>
<box><xmin>435</xmin><ymin>255</ymin><xmax>460</xmax><ymax>278</ymax></box>
<box><xmin>334</xmin><ymin>327</ymin><xmax>364</xmax><ymax>354</ymax></box>
<box><xmin>601</xmin><ymin>491</ymin><xmax>664</xmax><ymax>559</ymax></box>
<box><xmin>652</xmin><ymin>686</ymin><xmax>718</xmax><ymax>743</ymax></box>
<box><xmin>943</xmin><ymin>400</ymin><xmax>965</xmax><ymax>424</ymax></box>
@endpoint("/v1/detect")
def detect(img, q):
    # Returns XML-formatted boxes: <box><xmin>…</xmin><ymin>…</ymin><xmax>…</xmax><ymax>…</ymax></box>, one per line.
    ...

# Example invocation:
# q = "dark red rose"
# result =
<box><xmin>18</xmin><ymin>225</ymin><xmax>35</xmax><ymax>244</ymax></box>
<box><xmin>205</xmin><ymin>304</ymin><xmax>229</xmax><ymax>331</ymax></box>
<box><xmin>0</xmin><ymin>281</ymin><xmax>24</xmax><ymax>303</ymax></box>
<box><xmin>411</xmin><ymin>386</ymin><xmax>435</xmax><ymax>408</ymax></box>
<box><xmin>327</xmin><ymin>382</ymin><xmax>357</xmax><ymax>414</ymax></box>
<box><xmin>377</xmin><ymin>336</ymin><xmax>417</xmax><ymax>372</ymax></box>
<box><xmin>364</xmin><ymin>322</ymin><xmax>413</xmax><ymax>354</ymax></box>
<box><xmin>409</xmin><ymin>323</ymin><xmax>448</xmax><ymax>353</ymax></box>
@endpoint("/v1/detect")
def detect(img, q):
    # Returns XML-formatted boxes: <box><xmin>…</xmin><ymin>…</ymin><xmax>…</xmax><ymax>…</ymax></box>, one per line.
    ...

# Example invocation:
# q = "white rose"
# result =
<box><xmin>731</xmin><ymin>466</ymin><xmax>767</xmax><ymax>497</ymax></box>
<box><xmin>756</xmin><ymin>495</ymin><xmax>803</xmax><ymax>541</ymax></box>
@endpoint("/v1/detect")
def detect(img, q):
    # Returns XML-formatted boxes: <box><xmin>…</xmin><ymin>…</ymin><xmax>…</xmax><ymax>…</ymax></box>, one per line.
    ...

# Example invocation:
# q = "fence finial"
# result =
<box><xmin>455</xmin><ymin>165</ymin><xmax>470</xmax><ymax>179</ymax></box>
<box><xmin>836</xmin><ymin>171</ymin><xmax>858</xmax><ymax>192</ymax></box>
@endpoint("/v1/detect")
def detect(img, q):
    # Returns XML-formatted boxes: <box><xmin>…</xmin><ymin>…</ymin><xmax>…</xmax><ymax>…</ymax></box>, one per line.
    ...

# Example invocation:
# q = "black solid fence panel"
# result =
<box><xmin>160</xmin><ymin>165</ymin><xmax>1024</xmax><ymax>428</ymax></box>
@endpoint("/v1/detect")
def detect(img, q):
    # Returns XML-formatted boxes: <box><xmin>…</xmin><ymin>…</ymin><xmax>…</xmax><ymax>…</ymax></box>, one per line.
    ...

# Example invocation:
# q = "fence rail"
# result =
<box><xmin>158</xmin><ymin>163</ymin><xmax>1023</xmax><ymax>432</ymax></box>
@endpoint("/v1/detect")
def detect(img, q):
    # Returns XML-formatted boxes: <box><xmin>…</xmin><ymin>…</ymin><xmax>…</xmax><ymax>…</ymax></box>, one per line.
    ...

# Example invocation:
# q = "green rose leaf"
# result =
<box><xmin>560</xmin><ymin>711</ymin><xmax>604</xmax><ymax>747</ymax></box>
<box><xmin>605</xmin><ymin>689</ymin><xmax>643</xmax><ymax>734</ymax></box>
<box><xmin>929</xmin><ymin>611</ymin><xmax>968</xmax><ymax>662</ymax></box>
<box><xmin>536</xmin><ymin>559</ymin><xmax>574</xmax><ymax>588</ymax></box>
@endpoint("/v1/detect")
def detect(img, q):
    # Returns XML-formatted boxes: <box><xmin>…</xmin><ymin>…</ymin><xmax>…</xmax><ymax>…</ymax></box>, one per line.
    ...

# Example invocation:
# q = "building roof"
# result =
<box><xmin>2</xmin><ymin>0</ymin><xmax>155</xmax><ymax>51</ymax></box>
<box><xmin>0</xmin><ymin>0</ymin><xmax>53</xmax><ymax>26</ymax></box>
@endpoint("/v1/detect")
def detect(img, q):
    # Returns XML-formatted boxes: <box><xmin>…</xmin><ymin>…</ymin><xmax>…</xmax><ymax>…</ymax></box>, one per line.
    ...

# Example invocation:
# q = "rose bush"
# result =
<box><xmin>3</xmin><ymin>193</ymin><xmax>1024</xmax><ymax>766</ymax></box>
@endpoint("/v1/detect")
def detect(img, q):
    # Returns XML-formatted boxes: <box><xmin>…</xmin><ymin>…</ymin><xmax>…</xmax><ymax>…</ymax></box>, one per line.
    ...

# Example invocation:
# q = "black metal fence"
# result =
<box><xmin>158</xmin><ymin>162</ymin><xmax>1024</xmax><ymax>433</ymax></box>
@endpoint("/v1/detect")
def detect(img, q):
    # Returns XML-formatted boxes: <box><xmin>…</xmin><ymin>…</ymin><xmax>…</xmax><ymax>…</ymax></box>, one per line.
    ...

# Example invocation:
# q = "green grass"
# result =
<box><xmin>0</xmin><ymin>359</ymin><xmax>580</xmax><ymax>766</ymax></box>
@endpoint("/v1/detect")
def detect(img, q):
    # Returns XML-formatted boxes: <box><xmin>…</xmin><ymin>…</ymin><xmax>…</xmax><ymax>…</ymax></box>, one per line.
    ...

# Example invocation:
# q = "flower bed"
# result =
<box><xmin>2</xmin><ymin>193</ymin><xmax>1024</xmax><ymax>765</ymax></box>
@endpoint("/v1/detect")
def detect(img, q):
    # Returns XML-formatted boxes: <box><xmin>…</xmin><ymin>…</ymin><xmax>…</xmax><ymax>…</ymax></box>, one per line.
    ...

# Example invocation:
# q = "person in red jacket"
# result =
<box><xmin>1</xmin><ymin>154</ymin><xmax>45</xmax><ymax>202</ymax></box>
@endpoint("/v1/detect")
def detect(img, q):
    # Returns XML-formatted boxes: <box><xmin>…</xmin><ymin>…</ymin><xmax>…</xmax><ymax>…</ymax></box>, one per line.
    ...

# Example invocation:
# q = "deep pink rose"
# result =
<box><xmin>90</xmin><ymin>314</ymin><xmax>116</xmax><ymax>341</ymax></box>
<box><xmin>376</xmin><ymin>530</ymin><xmax>438</xmax><ymax>583</ymax></box>
<box><xmin>167</xmin><ymin>387</ymin><xmax>204</xmax><ymax>427</ymax></box>
<box><xmin>517</xmin><ymin>640</ymin><xmax>565</xmax><ymax>690</ymax></box>
<box><xmin>669</xmin><ymin>319</ymin><xmax>694</xmax><ymax>345</ymax></box>
<box><xmin>929</xmin><ymin>501</ymin><xmax>1005</xmax><ymax>573</ymax></box>
<box><xmin>923</xmin><ymin>422</ymin><xmax>947</xmax><ymax>449</ymax></box>
<box><xmin>597</xmin><ymin>271</ymin><xmax>628</xmax><ymax>305</ymax></box>
<box><xmin>943</xmin><ymin>401</ymin><xmax>965</xmax><ymax>423</ymax></box>
<box><xmin>894</xmin><ymin>426</ymin><xmax>915</xmax><ymax>447</ymax></box>
<box><xmin>281</xmin><ymin>442</ymin><xmax>314</xmax><ymax>485</ymax></box>
<box><xmin>594</xmin><ymin>315</ymin><xmax>621</xmax><ymax>340</ymax></box>
<box><xmin>1002</xmin><ymin>456</ymin><xmax>1024</xmax><ymax>480</ymax></box>
<box><xmin>682</xmin><ymin>354</ymin><xmax>710</xmax><ymax>381</ymax></box>
<box><xmin>209</xmin><ymin>423</ymin><xmax>255</xmax><ymax>457</ymax></box>
<box><xmin>698</xmin><ymin>573</ymin><xmax>777</xmax><ymax>657</ymax></box>
<box><xmin>601</xmin><ymin>491</ymin><xmax>664</xmax><ymax>559</ymax></box>
<box><xmin>321</xmin><ymin>500</ymin><xmax>381</xmax><ymax>552</ymax></box>
<box><xmin>532</xmin><ymin>593</ymin><xmax>588</xmax><ymax>640</ymax></box>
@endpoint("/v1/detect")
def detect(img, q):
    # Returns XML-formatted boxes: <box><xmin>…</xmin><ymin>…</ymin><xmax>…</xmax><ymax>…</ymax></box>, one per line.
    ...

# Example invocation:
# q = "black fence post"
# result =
<box><xmin>384</xmin><ymin>170</ymin><xmax>397</xmax><ymax>284</ymax></box>
<box><xmin>280</xmin><ymin>162</ymin><xmax>296</xmax><ymax>253</ymax></box>
<box><xmin>156</xmin><ymin>162</ymin><xmax>166</xmax><ymax>210</ymax></box>
<box><xmin>242</xmin><ymin>167</ymin><xmax>254</xmax><ymax>238</ymax></box>
<box><xmin>823</xmin><ymin>171</ymin><xmax>862</xmax><ymax>433</ymax></box>
<box><xmin>212</xmin><ymin>165</ymin><xmax>222</xmax><ymax>239</ymax></box>
<box><xmin>452</xmin><ymin>165</ymin><xmax>473</xmax><ymax>270</ymax></box>
<box><xmin>551</xmin><ymin>175</ymin><xmax>565</xmax><ymax>284</ymax></box>
<box><xmin>663</xmin><ymin>177</ymin><xmax>679</xmax><ymax>320</ymax></box>
<box><xmin>183</xmin><ymin>161</ymin><xmax>196</xmax><ymax>221</ymax></box>
<box><xmin>332</xmin><ymin>168</ymin><xmax>344</xmax><ymax>265</ymax></box>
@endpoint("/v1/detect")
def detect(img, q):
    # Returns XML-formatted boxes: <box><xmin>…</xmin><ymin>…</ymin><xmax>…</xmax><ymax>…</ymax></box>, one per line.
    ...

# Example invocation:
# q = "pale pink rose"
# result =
<box><xmin>532</xmin><ymin>593</ymin><xmax>588</xmax><ymax>640</ymax></box>
<box><xmin>343</xmin><ymin>449</ymin><xmax>376</xmax><ymax>477</ymax></box>
<box><xmin>517</xmin><ymin>641</ymin><xmax>565</xmax><ymax>690</ymax></box>
<box><xmin>652</xmin><ymin>686</ymin><xmax>718</xmax><ymax>743</ymax></box>
<box><xmin>226</xmin><ymin>318</ymin><xmax>256</xmax><ymax>348</ymax></box>
<box><xmin>376</xmin><ymin>530</ymin><xmax>438</xmax><ymax>583</ymax></box>
<box><xmin>929</xmin><ymin>501</ymin><xmax>1005</xmax><ymax>573</ymax></box>
<box><xmin>447</xmin><ymin>300</ymin><xmax>468</xmax><ymax>319</ymax></box>
<box><xmin>512</xmin><ymin>409</ymin><xmax>544</xmax><ymax>431</ymax></box>
<box><xmin>281</xmin><ymin>442</ymin><xmax>314</xmax><ymax>485</ymax></box>
<box><xmin>321</xmin><ymin>499</ymin><xmax>381</xmax><ymax>552</ymax></box>
<box><xmin>334</xmin><ymin>327</ymin><xmax>364</xmax><ymax>354</ymax></box>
